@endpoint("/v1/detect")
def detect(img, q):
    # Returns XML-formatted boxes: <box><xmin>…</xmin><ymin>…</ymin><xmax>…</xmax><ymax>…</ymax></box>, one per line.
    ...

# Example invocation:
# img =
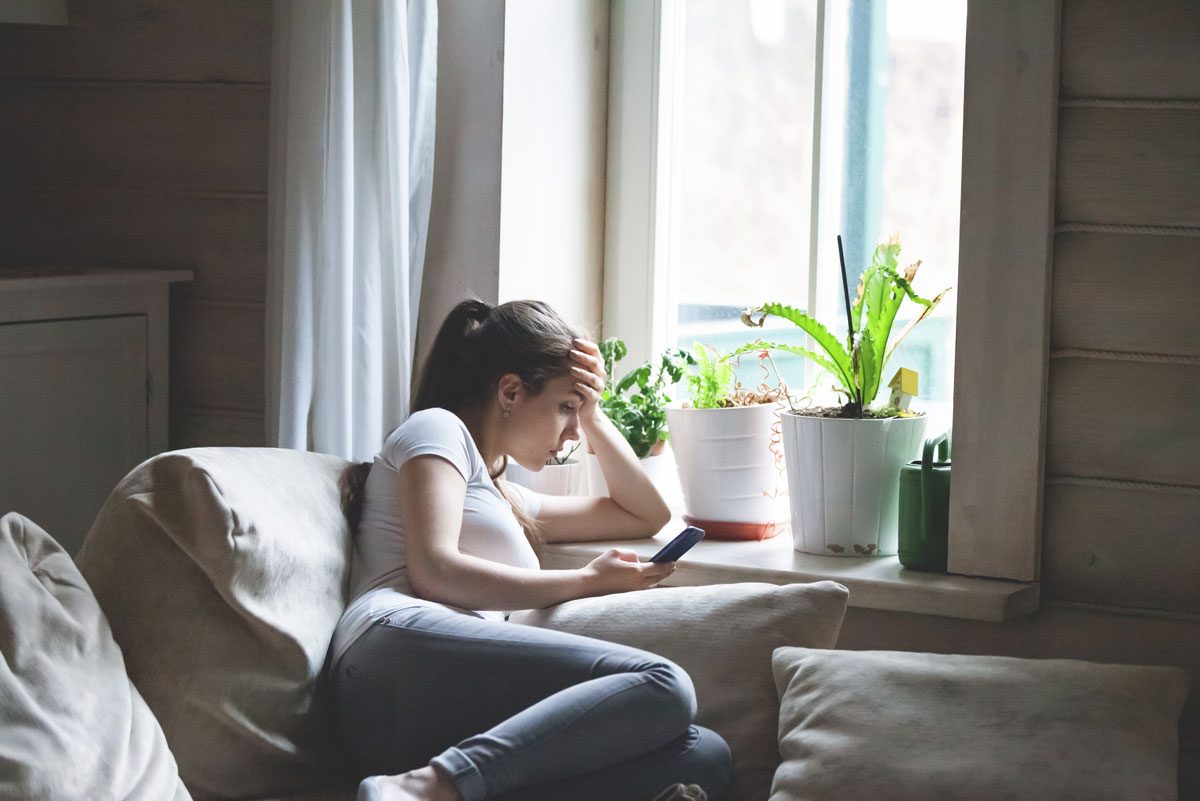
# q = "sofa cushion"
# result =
<box><xmin>76</xmin><ymin>448</ymin><xmax>354</xmax><ymax>801</ymax></box>
<box><xmin>770</xmin><ymin>647</ymin><xmax>1190</xmax><ymax>801</ymax></box>
<box><xmin>511</xmin><ymin>581</ymin><xmax>849</xmax><ymax>801</ymax></box>
<box><xmin>0</xmin><ymin>512</ymin><xmax>191</xmax><ymax>801</ymax></box>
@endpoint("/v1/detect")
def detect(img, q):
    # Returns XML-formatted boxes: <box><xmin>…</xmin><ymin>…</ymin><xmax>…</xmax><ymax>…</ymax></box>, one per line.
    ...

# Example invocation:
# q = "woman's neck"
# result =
<box><xmin>455</xmin><ymin>405</ymin><xmax>505</xmax><ymax>475</ymax></box>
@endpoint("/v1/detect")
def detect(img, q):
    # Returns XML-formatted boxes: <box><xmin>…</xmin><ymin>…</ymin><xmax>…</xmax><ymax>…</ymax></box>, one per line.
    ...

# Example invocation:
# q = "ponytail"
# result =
<box><xmin>339</xmin><ymin>461</ymin><xmax>372</xmax><ymax>533</ymax></box>
<box><xmin>411</xmin><ymin>299</ymin><xmax>492</xmax><ymax>415</ymax></box>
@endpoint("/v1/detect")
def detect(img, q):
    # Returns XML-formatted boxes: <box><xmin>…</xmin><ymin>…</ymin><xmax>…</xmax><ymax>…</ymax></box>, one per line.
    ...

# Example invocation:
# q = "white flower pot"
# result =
<box><xmin>664</xmin><ymin>403</ymin><xmax>785</xmax><ymax>540</ymax></box>
<box><xmin>781</xmin><ymin>412</ymin><xmax>927</xmax><ymax>556</ymax></box>
<box><xmin>585</xmin><ymin>449</ymin><xmax>677</xmax><ymax>499</ymax></box>
<box><xmin>505</xmin><ymin>458</ymin><xmax>585</xmax><ymax>496</ymax></box>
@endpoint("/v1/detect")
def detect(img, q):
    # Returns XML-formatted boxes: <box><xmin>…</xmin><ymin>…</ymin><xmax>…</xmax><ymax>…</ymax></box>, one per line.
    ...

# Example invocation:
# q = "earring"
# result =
<box><xmin>502</xmin><ymin>406</ymin><xmax>510</xmax><ymax>418</ymax></box>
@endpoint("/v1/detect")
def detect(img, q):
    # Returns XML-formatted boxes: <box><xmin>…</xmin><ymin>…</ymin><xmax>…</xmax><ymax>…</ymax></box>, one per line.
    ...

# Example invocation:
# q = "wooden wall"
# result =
<box><xmin>1045</xmin><ymin>0</ymin><xmax>1200</xmax><ymax>621</ymax></box>
<box><xmin>0</xmin><ymin>0</ymin><xmax>271</xmax><ymax>448</ymax></box>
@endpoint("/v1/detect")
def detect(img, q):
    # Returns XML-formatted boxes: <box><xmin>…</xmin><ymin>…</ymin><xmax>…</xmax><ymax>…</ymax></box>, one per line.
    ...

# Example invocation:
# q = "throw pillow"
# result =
<box><xmin>76</xmin><ymin>448</ymin><xmax>354</xmax><ymax>801</ymax></box>
<box><xmin>770</xmin><ymin>647</ymin><xmax>1190</xmax><ymax>801</ymax></box>
<box><xmin>511</xmin><ymin>581</ymin><xmax>849</xmax><ymax>801</ymax></box>
<box><xmin>0</xmin><ymin>512</ymin><xmax>191</xmax><ymax>801</ymax></box>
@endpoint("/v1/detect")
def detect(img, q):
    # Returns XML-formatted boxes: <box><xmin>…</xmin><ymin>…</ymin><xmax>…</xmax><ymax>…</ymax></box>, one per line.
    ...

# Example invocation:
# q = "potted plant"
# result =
<box><xmin>505</xmin><ymin>441</ymin><xmax>585</xmax><ymax>496</ymax></box>
<box><xmin>664</xmin><ymin>343</ymin><xmax>789</xmax><ymax>541</ymax></box>
<box><xmin>741</xmin><ymin>234</ymin><xmax>950</xmax><ymax>556</ymax></box>
<box><xmin>585</xmin><ymin>339</ymin><xmax>691</xmax><ymax>496</ymax></box>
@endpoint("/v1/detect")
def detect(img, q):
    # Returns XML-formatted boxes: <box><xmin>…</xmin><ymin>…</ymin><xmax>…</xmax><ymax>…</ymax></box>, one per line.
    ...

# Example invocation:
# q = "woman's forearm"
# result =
<box><xmin>584</xmin><ymin>413</ymin><xmax>672</xmax><ymax>531</ymax></box>
<box><xmin>410</xmin><ymin>552</ymin><xmax>594</xmax><ymax>611</ymax></box>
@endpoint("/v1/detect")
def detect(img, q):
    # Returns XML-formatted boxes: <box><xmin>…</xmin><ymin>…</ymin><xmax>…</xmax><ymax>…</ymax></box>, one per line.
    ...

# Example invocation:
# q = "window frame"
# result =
<box><xmin>602</xmin><ymin>0</ymin><xmax>1061</xmax><ymax>583</ymax></box>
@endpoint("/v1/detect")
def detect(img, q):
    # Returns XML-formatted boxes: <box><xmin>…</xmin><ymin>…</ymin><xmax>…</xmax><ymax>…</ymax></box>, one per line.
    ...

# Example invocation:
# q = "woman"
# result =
<box><xmin>330</xmin><ymin>299</ymin><xmax>731</xmax><ymax>801</ymax></box>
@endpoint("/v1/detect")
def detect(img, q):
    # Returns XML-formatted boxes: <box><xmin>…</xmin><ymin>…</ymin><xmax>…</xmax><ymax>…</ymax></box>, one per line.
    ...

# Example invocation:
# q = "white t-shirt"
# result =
<box><xmin>328</xmin><ymin>407</ymin><xmax>543</xmax><ymax>668</ymax></box>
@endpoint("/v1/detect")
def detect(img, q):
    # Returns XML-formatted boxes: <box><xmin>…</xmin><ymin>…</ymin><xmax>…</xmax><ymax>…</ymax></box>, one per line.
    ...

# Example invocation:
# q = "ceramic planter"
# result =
<box><xmin>664</xmin><ymin>403</ymin><xmax>785</xmax><ymax>540</ymax></box>
<box><xmin>781</xmin><ymin>412</ymin><xmax>927</xmax><ymax>556</ymax></box>
<box><xmin>505</xmin><ymin>458</ymin><xmax>585</xmax><ymax>496</ymax></box>
<box><xmin>584</xmin><ymin>440</ymin><xmax>674</xmax><ymax>499</ymax></box>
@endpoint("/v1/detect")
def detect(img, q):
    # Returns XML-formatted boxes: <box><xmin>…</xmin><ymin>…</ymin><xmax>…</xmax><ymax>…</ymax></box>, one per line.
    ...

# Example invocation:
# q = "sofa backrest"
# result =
<box><xmin>77</xmin><ymin>447</ymin><xmax>354</xmax><ymax>801</ymax></box>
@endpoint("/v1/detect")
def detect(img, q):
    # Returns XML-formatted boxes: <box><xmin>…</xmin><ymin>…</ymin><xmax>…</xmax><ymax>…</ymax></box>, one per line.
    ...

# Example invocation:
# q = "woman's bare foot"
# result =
<box><xmin>358</xmin><ymin>766</ymin><xmax>461</xmax><ymax>801</ymax></box>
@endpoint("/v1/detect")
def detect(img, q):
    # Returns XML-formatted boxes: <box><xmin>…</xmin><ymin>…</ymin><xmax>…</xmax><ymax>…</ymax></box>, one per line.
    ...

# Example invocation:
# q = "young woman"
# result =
<box><xmin>330</xmin><ymin>299</ymin><xmax>731</xmax><ymax>801</ymax></box>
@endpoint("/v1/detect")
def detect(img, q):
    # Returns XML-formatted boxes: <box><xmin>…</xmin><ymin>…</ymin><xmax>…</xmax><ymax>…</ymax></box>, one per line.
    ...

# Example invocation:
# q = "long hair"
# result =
<box><xmin>340</xmin><ymin>299</ymin><xmax>584</xmax><ymax>551</ymax></box>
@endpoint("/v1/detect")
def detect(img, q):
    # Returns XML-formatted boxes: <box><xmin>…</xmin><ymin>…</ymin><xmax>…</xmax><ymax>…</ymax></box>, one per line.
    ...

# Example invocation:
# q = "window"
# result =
<box><xmin>606</xmin><ymin>0</ymin><xmax>967</xmax><ymax>433</ymax></box>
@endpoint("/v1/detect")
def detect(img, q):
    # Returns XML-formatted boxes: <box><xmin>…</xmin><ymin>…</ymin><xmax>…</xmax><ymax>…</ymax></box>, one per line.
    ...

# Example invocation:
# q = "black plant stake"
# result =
<box><xmin>836</xmin><ymin>234</ymin><xmax>863</xmax><ymax>418</ymax></box>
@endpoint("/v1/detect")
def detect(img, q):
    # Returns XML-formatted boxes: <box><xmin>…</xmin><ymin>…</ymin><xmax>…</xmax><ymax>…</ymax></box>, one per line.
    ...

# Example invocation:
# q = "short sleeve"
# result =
<box><xmin>381</xmin><ymin>408</ymin><xmax>476</xmax><ymax>482</ymax></box>
<box><xmin>503</xmin><ymin>481</ymin><xmax>544</xmax><ymax>520</ymax></box>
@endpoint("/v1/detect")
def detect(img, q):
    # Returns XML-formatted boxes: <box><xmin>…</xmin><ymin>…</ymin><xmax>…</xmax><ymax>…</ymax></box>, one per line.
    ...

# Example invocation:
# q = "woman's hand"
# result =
<box><xmin>569</xmin><ymin>337</ymin><xmax>608</xmax><ymax>431</ymax></box>
<box><xmin>581</xmin><ymin>548</ymin><xmax>675</xmax><ymax>595</ymax></box>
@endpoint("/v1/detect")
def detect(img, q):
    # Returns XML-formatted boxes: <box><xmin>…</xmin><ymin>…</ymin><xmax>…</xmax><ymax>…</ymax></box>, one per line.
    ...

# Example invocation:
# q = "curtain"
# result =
<box><xmin>267</xmin><ymin>0</ymin><xmax>437</xmax><ymax>460</ymax></box>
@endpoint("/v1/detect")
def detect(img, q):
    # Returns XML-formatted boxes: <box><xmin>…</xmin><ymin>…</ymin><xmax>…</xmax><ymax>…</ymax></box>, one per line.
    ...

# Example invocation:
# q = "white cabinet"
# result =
<box><xmin>0</xmin><ymin>267</ymin><xmax>191</xmax><ymax>554</ymax></box>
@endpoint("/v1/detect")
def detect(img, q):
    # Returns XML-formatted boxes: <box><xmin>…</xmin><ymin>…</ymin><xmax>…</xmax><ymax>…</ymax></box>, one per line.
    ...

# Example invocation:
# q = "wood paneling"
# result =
<box><xmin>1057</xmin><ymin>107</ymin><xmax>1200</xmax><ymax>227</ymax></box>
<box><xmin>947</xmin><ymin>1</ymin><xmax>1060</xmax><ymax>583</ymax></box>
<box><xmin>0</xmin><ymin>84</ymin><xmax>268</xmax><ymax>194</ymax></box>
<box><xmin>0</xmin><ymin>0</ymin><xmax>270</xmax><ymax>84</ymax></box>
<box><xmin>1046</xmin><ymin>358</ymin><xmax>1200</xmax><ymax>486</ymax></box>
<box><xmin>1061</xmin><ymin>0</ymin><xmax>1200</xmax><ymax>99</ymax></box>
<box><xmin>171</xmin><ymin>301</ymin><xmax>264</xmax><ymax>413</ymax></box>
<box><xmin>174</xmin><ymin>407</ymin><xmax>265</xmax><ymax>448</ymax></box>
<box><xmin>1052</xmin><ymin>232</ymin><xmax>1200</xmax><ymax>356</ymax></box>
<box><xmin>1042</xmin><ymin>481</ymin><xmax>1200</xmax><ymax>614</ymax></box>
<box><xmin>0</xmin><ymin>190</ymin><xmax>266</xmax><ymax>303</ymax></box>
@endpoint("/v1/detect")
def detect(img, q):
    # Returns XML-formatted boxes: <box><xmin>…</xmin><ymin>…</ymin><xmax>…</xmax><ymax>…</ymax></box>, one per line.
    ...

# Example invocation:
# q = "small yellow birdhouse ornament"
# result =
<box><xmin>888</xmin><ymin>368</ymin><xmax>918</xmax><ymax>410</ymax></box>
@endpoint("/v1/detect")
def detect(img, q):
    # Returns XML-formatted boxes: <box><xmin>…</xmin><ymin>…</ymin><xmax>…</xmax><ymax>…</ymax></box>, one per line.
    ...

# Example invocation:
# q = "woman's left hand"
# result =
<box><xmin>569</xmin><ymin>337</ymin><xmax>607</xmax><ymax>428</ymax></box>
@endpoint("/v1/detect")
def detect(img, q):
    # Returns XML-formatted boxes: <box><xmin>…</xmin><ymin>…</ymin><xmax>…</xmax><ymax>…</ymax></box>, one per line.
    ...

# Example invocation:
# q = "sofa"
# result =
<box><xmin>0</xmin><ymin>447</ymin><xmax>1191</xmax><ymax>801</ymax></box>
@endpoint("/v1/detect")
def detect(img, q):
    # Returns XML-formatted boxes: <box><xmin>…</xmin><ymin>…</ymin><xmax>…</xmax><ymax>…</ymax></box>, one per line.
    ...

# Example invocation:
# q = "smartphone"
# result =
<box><xmin>649</xmin><ymin>526</ymin><xmax>705</xmax><ymax>563</ymax></box>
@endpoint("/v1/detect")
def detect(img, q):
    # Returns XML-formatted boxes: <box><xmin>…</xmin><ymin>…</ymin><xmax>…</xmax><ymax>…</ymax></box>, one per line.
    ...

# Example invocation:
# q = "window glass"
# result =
<box><xmin>669</xmin><ymin>0</ymin><xmax>966</xmax><ymax>431</ymax></box>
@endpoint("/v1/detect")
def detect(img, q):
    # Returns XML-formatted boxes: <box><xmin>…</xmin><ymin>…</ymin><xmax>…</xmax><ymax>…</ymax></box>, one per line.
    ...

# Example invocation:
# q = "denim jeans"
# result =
<box><xmin>332</xmin><ymin>604</ymin><xmax>731</xmax><ymax>801</ymax></box>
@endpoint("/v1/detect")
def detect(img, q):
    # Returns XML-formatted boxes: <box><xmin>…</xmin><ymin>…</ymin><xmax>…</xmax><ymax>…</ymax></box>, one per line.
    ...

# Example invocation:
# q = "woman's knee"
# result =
<box><xmin>680</xmin><ymin>726</ymin><xmax>733</xmax><ymax>801</ymax></box>
<box><xmin>643</xmin><ymin>658</ymin><xmax>698</xmax><ymax>730</ymax></box>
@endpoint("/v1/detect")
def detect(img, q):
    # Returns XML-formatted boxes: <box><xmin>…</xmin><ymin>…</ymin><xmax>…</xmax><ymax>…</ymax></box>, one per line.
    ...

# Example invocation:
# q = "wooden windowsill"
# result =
<box><xmin>540</xmin><ymin>518</ymin><xmax>1040</xmax><ymax>623</ymax></box>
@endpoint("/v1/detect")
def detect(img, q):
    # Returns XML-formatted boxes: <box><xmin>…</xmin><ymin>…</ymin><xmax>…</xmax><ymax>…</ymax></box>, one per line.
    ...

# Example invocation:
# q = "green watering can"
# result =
<box><xmin>898</xmin><ymin>431</ymin><xmax>951</xmax><ymax>572</ymax></box>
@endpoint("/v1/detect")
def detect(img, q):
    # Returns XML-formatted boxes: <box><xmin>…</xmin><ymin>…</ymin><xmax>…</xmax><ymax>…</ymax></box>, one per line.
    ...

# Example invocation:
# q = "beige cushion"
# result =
<box><xmin>770</xmin><ymin>647</ymin><xmax>1190</xmax><ymax>801</ymax></box>
<box><xmin>0</xmin><ymin>513</ymin><xmax>191</xmax><ymax>801</ymax></box>
<box><xmin>76</xmin><ymin>448</ymin><xmax>354</xmax><ymax>801</ymax></box>
<box><xmin>511</xmin><ymin>581</ymin><xmax>849</xmax><ymax>801</ymax></box>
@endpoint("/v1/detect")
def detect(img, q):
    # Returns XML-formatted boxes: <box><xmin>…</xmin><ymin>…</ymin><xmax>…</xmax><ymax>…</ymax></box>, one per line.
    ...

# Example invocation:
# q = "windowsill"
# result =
<box><xmin>540</xmin><ymin>517</ymin><xmax>1040</xmax><ymax>623</ymax></box>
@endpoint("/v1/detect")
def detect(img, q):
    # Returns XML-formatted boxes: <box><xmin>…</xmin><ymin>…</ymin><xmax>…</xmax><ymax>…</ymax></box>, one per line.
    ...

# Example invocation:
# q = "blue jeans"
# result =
<box><xmin>332</xmin><ymin>604</ymin><xmax>731</xmax><ymax>801</ymax></box>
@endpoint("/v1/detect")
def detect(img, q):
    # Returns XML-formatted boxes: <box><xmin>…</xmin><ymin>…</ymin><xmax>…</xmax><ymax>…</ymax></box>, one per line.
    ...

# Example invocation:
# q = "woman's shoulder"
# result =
<box><xmin>380</xmin><ymin>407</ymin><xmax>477</xmax><ymax>475</ymax></box>
<box><xmin>402</xmin><ymin>407</ymin><xmax>467</xmax><ymax>434</ymax></box>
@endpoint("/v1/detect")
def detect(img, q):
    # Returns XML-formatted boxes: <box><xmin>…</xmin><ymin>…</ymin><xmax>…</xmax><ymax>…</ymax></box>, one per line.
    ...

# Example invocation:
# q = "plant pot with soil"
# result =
<box><xmin>664</xmin><ymin>343</ymin><xmax>788</xmax><ymax>541</ymax></box>
<box><xmin>741</xmin><ymin>234</ymin><xmax>950</xmax><ymax>556</ymax></box>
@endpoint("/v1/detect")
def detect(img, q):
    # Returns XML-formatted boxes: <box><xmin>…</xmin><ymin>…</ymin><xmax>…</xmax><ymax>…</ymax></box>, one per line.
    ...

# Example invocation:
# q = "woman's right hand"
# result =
<box><xmin>581</xmin><ymin>548</ymin><xmax>675</xmax><ymax>596</ymax></box>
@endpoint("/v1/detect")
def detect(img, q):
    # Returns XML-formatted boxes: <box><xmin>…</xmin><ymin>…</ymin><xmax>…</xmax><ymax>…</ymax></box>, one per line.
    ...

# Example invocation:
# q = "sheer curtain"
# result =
<box><xmin>267</xmin><ymin>0</ymin><xmax>437</xmax><ymax>460</ymax></box>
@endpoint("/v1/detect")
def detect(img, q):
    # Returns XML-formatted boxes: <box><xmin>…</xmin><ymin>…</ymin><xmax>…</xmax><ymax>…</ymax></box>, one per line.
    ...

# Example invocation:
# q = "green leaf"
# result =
<box><xmin>732</xmin><ymin>339</ymin><xmax>849</xmax><ymax>392</ymax></box>
<box><xmin>858</xmin><ymin>327</ymin><xmax>880</xmax><ymax>403</ymax></box>
<box><xmin>742</xmin><ymin>304</ymin><xmax>855</xmax><ymax>391</ymax></box>
<box><xmin>686</xmin><ymin>342</ymin><xmax>734</xmax><ymax>408</ymax></box>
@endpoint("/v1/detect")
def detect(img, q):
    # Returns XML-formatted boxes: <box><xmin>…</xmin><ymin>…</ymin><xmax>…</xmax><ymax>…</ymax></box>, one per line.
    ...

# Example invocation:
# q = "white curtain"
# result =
<box><xmin>267</xmin><ymin>0</ymin><xmax>437</xmax><ymax>460</ymax></box>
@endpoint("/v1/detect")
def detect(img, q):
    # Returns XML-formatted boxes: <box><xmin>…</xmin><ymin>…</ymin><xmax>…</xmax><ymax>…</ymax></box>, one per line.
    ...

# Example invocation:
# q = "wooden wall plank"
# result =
<box><xmin>0</xmin><ymin>84</ymin><xmax>268</xmax><ymax>194</ymax></box>
<box><xmin>171</xmin><ymin>301</ymin><xmax>264</xmax><ymax>413</ymax></box>
<box><xmin>947</xmin><ymin>1</ymin><xmax>1060</xmax><ymax>582</ymax></box>
<box><xmin>173</xmin><ymin>408</ymin><xmax>265</xmax><ymax>448</ymax></box>
<box><xmin>1057</xmin><ymin>107</ymin><xmax>1200</xmax><ymax>227</ymax></box>
<box><xmin>1042</xmin><ymin>482</ymin><xmax>1200</xmax><ymax>614</ymax></box>
<box><xmin>1061</xmin><ymin>0</ymin><xmax>1200</xmax><ymax>99</ymax></box>
<box><xmin>0</xmin><ymin>0</ymin><xmax>270</xmax><ymax>84</ymax></box>
<box><xmin>1052</xmin><ymin>232</ymin><xmax>1200</xmax><ymax>357</ymax></box>
<box><xmin>1046</xmin><ymin>358</ymin><xmax>1200</xmax><ymax>486</ymax></box>
<box><xmin>0</xmin><ymin>191</ymin><xmax>266</xmax><ymax>303</ymax></box>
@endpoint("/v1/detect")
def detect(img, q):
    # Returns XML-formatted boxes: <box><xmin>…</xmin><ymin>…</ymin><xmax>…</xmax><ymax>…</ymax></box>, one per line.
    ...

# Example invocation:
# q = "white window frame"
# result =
<box><xmin>601</xmin><ymin>0</ymin><xmax>1059</xmax><ymax>583</ymax></box>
